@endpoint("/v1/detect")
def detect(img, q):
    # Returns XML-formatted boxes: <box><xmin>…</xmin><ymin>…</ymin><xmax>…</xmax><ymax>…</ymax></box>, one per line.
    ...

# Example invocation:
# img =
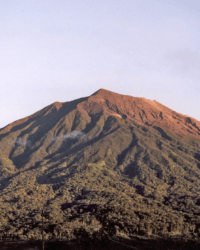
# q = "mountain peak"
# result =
<box><xmin>80</xmin><ymin>89</ymin><xmax>200</xmax><ymax>138</ymax></box>
<box><xmin>91</xmin><ymin>88</ymin><xmax>118</xmax><ymax>97</ymax></box>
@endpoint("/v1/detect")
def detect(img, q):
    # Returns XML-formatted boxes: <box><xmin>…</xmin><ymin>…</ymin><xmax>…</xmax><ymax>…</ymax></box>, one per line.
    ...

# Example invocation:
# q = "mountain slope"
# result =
<box><xmin>0</xmin><ymin>89</ymin><xmax>200</xmax><ymax>241</ymax></box>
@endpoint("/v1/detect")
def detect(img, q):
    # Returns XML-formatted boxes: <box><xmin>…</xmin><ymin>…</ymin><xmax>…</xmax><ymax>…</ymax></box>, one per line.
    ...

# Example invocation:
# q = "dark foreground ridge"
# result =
<box><xmin>0</xmin><ymin>89</ymin><xmax>200</xmax><ymax>248</ymax></box>
<box><xmin>1</xmin><ymin>237</ymin><xmax>200</xmax><ymax>250</ymax></box>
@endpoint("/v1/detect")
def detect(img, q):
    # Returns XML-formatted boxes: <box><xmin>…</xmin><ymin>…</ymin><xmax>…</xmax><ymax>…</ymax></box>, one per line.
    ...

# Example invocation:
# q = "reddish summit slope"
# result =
<box><xmin>77</xmin><ymin>89</ymin><xmax>200</xmax><ymax>138</ymax></box>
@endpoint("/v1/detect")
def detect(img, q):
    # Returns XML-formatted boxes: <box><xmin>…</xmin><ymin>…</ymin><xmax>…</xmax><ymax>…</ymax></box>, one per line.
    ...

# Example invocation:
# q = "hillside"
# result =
<box><xmin>0</xmin><ymin>89</ymin><xmax>200</xmax><ymax>244</ymax></box>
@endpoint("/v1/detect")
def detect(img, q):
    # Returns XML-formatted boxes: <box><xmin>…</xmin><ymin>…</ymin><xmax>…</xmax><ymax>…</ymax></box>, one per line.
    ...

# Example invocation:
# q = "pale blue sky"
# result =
<box><xmin>0</xmin><ymin>0</ymin><xmax>200</xmax><ymax>128</ymax></box>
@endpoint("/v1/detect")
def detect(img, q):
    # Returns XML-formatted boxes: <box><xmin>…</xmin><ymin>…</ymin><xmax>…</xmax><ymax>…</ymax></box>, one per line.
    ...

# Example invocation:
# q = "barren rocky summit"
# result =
<box><xmin>0</xmin><ymin>89</ymin><xmax>200</xmax><ymax>243</ymax></box>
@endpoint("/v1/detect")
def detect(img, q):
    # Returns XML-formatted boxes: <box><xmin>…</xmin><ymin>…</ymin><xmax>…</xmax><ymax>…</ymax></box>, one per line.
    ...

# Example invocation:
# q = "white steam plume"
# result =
<box><xmin>7</xmin><ymin>138</ymin><xmax>32</xmax><ymax>147</ymax></box>
<box><xmin>52</xmin><ymin>131</ymin><xmax>86</xmax><ymax>142</ymax></box>
<box><xmin>16</xmin><ymin>138</ymin><xmax>32</xmax><ymax>147</ymax></box>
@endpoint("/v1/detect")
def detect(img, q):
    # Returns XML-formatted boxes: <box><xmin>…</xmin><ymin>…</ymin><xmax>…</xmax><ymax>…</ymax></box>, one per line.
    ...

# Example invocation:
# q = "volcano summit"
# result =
<box><xmin>0</xmin><ymin>89</ymin><xmax>200</xmax><ymax>246</ymax></box>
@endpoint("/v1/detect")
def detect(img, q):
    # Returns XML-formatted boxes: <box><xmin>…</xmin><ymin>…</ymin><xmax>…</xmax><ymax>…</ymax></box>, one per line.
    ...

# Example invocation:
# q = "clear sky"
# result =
<box><xmin>0</xmin><ymin>0</ymin><xmax>200</xmax><ymax>128</ymax></box>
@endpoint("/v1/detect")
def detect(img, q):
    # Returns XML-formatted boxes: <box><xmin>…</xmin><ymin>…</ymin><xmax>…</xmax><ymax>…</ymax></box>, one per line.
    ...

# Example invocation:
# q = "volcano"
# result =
<box><xmin>0</xmin><ymin>89</ymin><xmax>200</xmax><ymax>244</ymax></box>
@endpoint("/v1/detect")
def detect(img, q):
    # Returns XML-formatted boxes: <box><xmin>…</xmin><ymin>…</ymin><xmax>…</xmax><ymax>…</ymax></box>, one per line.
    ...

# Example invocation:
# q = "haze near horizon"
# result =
<box><xmin>0</xmin><ymin>0</ymin><xmax>200</xmax><ymax>128</ymax></box>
